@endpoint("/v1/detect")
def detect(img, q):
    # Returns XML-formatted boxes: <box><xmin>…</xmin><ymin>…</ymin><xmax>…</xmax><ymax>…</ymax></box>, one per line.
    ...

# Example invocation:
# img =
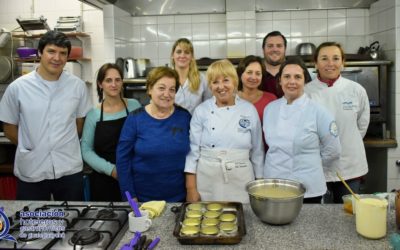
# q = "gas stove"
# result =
<box><xmin>0</xmin><ymin>201</ymin><xmax>130</xmax><ymax>249</ymax></box>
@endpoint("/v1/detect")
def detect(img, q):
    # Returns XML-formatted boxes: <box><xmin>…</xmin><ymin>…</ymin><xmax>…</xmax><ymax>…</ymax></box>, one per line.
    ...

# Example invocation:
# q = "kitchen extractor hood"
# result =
<box><xmin>256</xmin><ymin>0</ymin><xmax>378</xmax><ymax>11</ymax></box>
<box><xmin>78</xmin><ymin>0</ymin><xmax>117</xmax><ymax>9</ymax></box>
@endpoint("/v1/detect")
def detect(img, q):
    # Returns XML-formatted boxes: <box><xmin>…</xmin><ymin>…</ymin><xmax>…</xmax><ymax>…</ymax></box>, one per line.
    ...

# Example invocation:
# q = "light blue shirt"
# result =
<box><xmin>175</xmin><ymin>74</ymin><xmax>212</xmax><ymax>114</ymax></box>
<box><xmin>81</xmin><ymin>99</ymin><xmax>141</xmax><ymax>176</ymax></box>
<box><xmin>263</xmin><ymin>94</ymin><xmax>341</xmax><ymax>198</ymax></box>
<box><xmin>0</xmin><ymin>70</ymin><xmax>92</xmax><ymax>182</ymax></box>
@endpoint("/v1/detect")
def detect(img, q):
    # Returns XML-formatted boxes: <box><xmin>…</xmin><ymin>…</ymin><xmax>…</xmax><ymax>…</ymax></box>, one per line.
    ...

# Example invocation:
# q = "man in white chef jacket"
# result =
<box><xmin>0</xmin><ymin>30</ymin><xmax>91</xmax><ymax>201</ymax></box>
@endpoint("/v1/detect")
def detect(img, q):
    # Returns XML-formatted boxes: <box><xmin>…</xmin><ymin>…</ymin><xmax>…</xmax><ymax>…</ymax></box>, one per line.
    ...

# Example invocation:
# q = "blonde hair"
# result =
<box><xmin>206</xmin><ymin>59</ymin><xmax>238</xmax><ymax>89</ymax></box>
<box><xmin>171</xmin><ymin>38</ymin><xmax>201</xmax><ymax>93</ymax></box>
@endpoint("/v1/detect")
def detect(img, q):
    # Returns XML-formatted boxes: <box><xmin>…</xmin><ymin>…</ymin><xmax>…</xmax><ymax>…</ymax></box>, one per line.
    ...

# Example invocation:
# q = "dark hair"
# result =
<box><xmin>236</xmin><ymin>55</ymin><xmax>264</xmax><ymax>91</ymax></box>
<box><xmin>262</xmin><ymin>31</ymin><xmax>287</xmax><ymax>49</ymax></box>
<box><xmin>146</xmin><ymin>67</ymin><xmax>180</xmax><ymax>97</ymax></box>
<box><xmin>37</xmin><ymin>30</ymin><xmax>71</xmax><ymax>55</ymax></box>
<box><xmin>277</xmin><ymin>57</ymin><xmax>312</xmax><ymax>84</ymax></box>
<box><xmin>313</xmin><ymin>41</ymin><xmax>345</xmax><ymax>63</ymax></box>
<box><xmin>96</xmin><ymin>63</ymin><xmax>124</xmax><ymax>102</ymax></box>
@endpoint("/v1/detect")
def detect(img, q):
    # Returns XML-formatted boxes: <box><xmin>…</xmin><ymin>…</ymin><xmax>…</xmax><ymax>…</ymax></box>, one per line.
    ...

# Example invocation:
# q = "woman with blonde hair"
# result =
<box><xmin>171</xmin><ymin>38</ymin><xmax>211</xmax><ymax>113</ymax></box>
<box><xmin>184</xmin><ymin>59</ymin><xmax>264</xmax><ymax>203</ymax></box>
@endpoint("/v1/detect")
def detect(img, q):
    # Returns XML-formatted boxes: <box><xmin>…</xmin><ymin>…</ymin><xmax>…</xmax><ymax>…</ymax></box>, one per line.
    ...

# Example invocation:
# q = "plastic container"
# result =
<box><xmin>16</xmin><ymin>47</ymin><xmax>37</xmax><ymax>58</ymax></box>
<box><xmin>355</xmin><ymin>197</ymin><xmax>388</xmax><ymax>239</ymax></box>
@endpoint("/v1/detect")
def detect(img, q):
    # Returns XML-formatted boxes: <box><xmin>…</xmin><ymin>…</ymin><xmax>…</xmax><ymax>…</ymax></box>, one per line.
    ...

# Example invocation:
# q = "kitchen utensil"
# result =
<box><xmin>147</xmin><ymin>237</ymin><xmax>160</xmax><ymax>250</ymax></box>
<box><xmin>0</xmin><ymin>56</ymin><xmax>13</xmax><ymax>83</ymax></box>
<box><xmin>369</xmin><ymin>41</ymin><xmax>380</xmax><ymax>59</ymax></box>
<box><xmin>355</xmin><ymin>196</ymin><xmax>388</xmax><ymax>239</ymax></box>
<box><xmin>246</xmin><ymin>178</ymin><xmax>305</xmax><ymax>225</ymax></box>
<box><xmin>128</xmin><ymin>210</ymin><xmax>152</xmax><ymax>232</ymax></box>
<box><xmin>68</xmin><ymin>46</ymin><xmax>83</xmax><ymax>60</ymax></box>
<box><xmin>16</xmin><ymin>47</ymin><xmax>38</xmax><ymax>58</ymax></box>
<box><xmin>125</xmin><ymin>190</ymin><xmax>141</xmax><ymax>216</ymax></box>
<box><xmin>296</xmin><ymin>42</ymin><xmax>316</xmax><ymax>55</ymax></box>
<box><xmin>136</xmin><ymin>58</ymin><xmax>150</xmax><ymax>77</ymax></box>
<box><xmin>116</xmin><ymin>57</ymin><xmax>124</xmax><ymax>75</ymax></box>
<box><xmin>172</xmin><ymin>202</ymin><xmax>246</xmax><ymax>245</ymax></box>
<box><xmin>134</xmin><ymin>235</ymin><xmax>147</xmax><ymax>250</ymax></box>
<box><xmin>124</xmin><ymin>57</ymin><xmax>138</xmax><ymax>79</ymax></box>
<box><xmin>120</xmin><ymin>231</ymin><xmax>141</xmax><ymax>250</ymax></box>
<box><xmin>336</xmin><ymin>172</ymin><xmax>359</xmax><ymax>201</ymax></box>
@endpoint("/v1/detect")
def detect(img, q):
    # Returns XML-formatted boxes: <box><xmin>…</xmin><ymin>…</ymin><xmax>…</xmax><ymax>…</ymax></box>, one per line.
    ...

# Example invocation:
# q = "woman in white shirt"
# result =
<box><xmin>171</xmin><ymin>38</ymin><xmax>211</xmax><ymax>114</ymax></box>
<box><xmin>263</xmin><ymin>57</ymin><xmax>341</xmax><ymax>203</ymax></box>
<box><xmin>305</xmin><ymin>42</ymin><xmax>370</xmax><ymax>203</ymax></box>
<box><xmin>185</xmin><ymin>59</ymin><xmax>264</xmax><ymax>203</ymax></box>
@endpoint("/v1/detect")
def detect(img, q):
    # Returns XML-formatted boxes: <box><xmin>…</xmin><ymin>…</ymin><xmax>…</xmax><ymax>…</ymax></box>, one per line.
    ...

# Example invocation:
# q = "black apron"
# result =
<box><xmin>90</xmin><ymin>99</ymin><xmax>129</xmax><ymax>201</ymax></box>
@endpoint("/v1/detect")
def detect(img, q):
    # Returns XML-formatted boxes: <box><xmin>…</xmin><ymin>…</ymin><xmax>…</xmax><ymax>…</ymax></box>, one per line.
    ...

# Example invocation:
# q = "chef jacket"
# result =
<box><xmin>0</xmin><ymin>70</ymin><xmax>91</xmax><ymax>182</ymax></box>
<box><xmin>305</xmin><ymin>76</ymin><xmax>370</xmax><ymax>182</ymax></box>
<box><xmin>185</xmin><ymin>95</ymin><xmax>264</xmax><ymax>178</ymax></box>
<box><xmin>263</xmin><ymin>94</ymin><xmax>341</xmax><ymax>198</ymax></box>
<box><xmin>175</xmin><ymin>74</ymin><xmax>212</xmax><ymax>114</ymax></box>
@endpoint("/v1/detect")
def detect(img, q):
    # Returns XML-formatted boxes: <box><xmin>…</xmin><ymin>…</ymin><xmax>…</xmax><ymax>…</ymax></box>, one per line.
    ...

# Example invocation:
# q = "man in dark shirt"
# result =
<box><xmin>260</xmin><ymin>31</ymin><xmax>287</xmax><ymax>98</ymax></box>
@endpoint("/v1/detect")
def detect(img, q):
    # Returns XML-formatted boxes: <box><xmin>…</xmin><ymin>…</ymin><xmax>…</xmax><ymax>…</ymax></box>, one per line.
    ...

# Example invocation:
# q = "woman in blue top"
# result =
<box><xmin>117</xmin><ymin>67</ymin><xmax>191</xmax><ymax>202</ymax></box>
<box><xmin>81</xmin><ymin>63</ymin><xmax>141</xmax><ymax>201</ymax></box>
<box><xmin>263</xmin><ymin>58</ymin><xmax>341</xmax><ymax>203</ymax></box>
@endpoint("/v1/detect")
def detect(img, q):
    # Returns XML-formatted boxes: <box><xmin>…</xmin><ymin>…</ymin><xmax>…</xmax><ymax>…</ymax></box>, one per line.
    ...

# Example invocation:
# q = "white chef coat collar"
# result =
<box><xmin>282</xmin><ymin>93</ymin><xmax>307</xmax><ymax>107</ymax></box>
<box><xmin>211</xmin><ymin>95</ymin><xmax>239</xmax><ymax>108</ymax></box>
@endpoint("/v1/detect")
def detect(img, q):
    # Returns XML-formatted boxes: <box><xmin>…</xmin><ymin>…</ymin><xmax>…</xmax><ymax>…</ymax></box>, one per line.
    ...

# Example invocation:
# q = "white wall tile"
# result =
<box><xmin>291</xmin><ymin>10</ymin><xmax>309</xmax><ymax>19</ymax></box>
<box><xmin>227</xmin><ymin>11</ymin><xmax>244</xmax><ymax>20</ymax></box>
<box><xmin>132</xmin><ymin>17</ymin><xmax>141</xmax><ymax>25</ymax></box>
<box><xmin>174</xmin><ymin>23</ymin><xmax>192</xmax><ymax>40</ymax></box>
<box><xmin>174</xmin><ymin>15</ymin><xmax>192</xmax><ymax>24</ymax></box>
<box><xmin>132</xmin><ymin>25</ymin><xmax>141</xmax><ymax>42</ymax></box>
<box><xmin>140</xmin><ymin>42</ymin><xmax>158</xmax><ymax>59</ymax></box>
<box><xmin>272</xmin><ymin>11</ymin><xmax>291</xmax><ymax>20</ymax></box>
<box><xmin>309</xmin><ymin>18</ymin><xmax>327</xmax><ymax>36</ymax></box>
<box><xmin>103</xmin><ymin>17</ymin><xmax>115</xmax><ymax>39</ymax></box>
<box><xmin>290</xmin><ymin>19</ymin><xmax>309</xmax><ymax>37</ymax></box>
<box><xmin>256</xmin><ymin>20</ymin><xmax>273</xmax><ymax>38</ymax></box>
<box><xmin>158</xmin><ymin>58</ymin><xmax>170</xmax><ymax>67</ymax></box>
<box><xmin>227</xmin><ymin>20</ymin><xmax>245</xmax><ymax>38</ymax></box>
<box><xmin>141</xmin><ymin>16</ymin><xmax>157</xmax><ymax>25</ymax></box>
<box><xmin>256</xmin><ymin>12</ymin><xmax>273</xmax><ymax>21</ymax></box>
<box><xmin>327</xmin><ymin>36</ymin><xmax>347</xmax><ymax>50</ymax></box>
<box><xmin>193</xmin><ymin>41</ymin><xmax>210</xmax><ymax>58</ymax></box>
<box><xmin>210</xmin><ymin>22</ymin><xmax>226</xmax><ymax>40</ymax></box>
<box><xmin>158</xmin><ymin>24</ymin><xmax>174</xmax><ymax>41</ymax></box>
<box><xmin>387</xmin><ymin>157</ymin><xmax>400</xmax><ymax>179</ymax></box>
<box><xmin>192</xmin><ymin>23</ymin><xmax>210</xmax><ymax>41</ymax></box>
<box><xmin>255</xmin><ymin>38</ymin><xmax>263</xmax><ymax>57</ymax></box>
<box><xmin>140</xmin><ymin>25</ymin><xmax>158</xmax><ymax>42</ymax></box>
<box><xmin>192</xmin><ymin>14</ymin><xmax>209</xmax><ymax>23</ymax></box>
<box><xmin>210</xmin><ymin>14</ymin><xmax>226</xmax><ymax>22</ymax></box>
<box><xmin>227</xmin><ymin>39</ymin><xmax>246</xmax><ymax>58</ymax></box>
<box><xmin>157</xmin><ymin>15</ymin><xmax>174</xmax><ymax>24</ymax></box>
<box><xmin>347</xmin><ymin>17</ymin><xmax>365</xmax><ymax>36</ymax></box>
<box><xmin>309</xmin><ymin>37</ymin><xmax>328</xmax><ymax>48</ymax></box>
<box><xmin>289</xmin><ymin>37</ymin><xmax>309</xmax><ymax>55</ymax></box>
<box><xmin>272</xmin><ymin>20</ymin><xmax>290</xmax><ymax>37</ymax></box>
<box><xmin>346</xmin><ymin>9</ymin><xmax>365</xmax><ymax>17</ymax></box>
<box><xmin>345</xmin><ymin>36</ymin><xmax>367</xmax><ymax>54</ymax></box>
<box><xmin>245</xmin><ymin>20</ymin><xmax>256</xmax><ymax>37</ymax></box>
<box><xmin>387</xmin><ymin>179</ymin><xmax>400</xmax><ymax>192</ymax></box>
<box><xmin>328</xmin><ymin>9</ymin><xmax>346</xmax><ymax>18</ymax></box>
<box><xmin>369</xmin><ymin>13</ymin><xmax>378</xmax><ymax>34</ymax></box>
<box><xmin>158</xmin><ymin>42</ymin><xmax>173</xmax><ymax>60</ymax></box>
<box><xmin>327</xmin><ymin>18</ymin><xmax>346</xmax><ymax>36</ymax></box>
<box><xmin>210</xmin><ymin>40</ymin><xmax>227</xmax><ymax>59</ymax></box>
<box><xmin>309</xmin><ymin>10</ymin><xmax>327</xmax><ymax>19</ymax></box>
<box><xmin>245</xmin><ymin>38</ymin><xmax>256</xmax><ymax>55</ymax></box>
<box><xmin>245</xmin><ymin>11</ymin><xmax>255</xmax><ymax>20</ymax></box>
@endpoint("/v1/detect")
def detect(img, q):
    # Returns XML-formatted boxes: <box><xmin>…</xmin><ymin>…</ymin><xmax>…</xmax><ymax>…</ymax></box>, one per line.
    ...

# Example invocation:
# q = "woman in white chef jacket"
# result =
<box><xmin>304</xmin><ymin>42</ymin><xmax>370</xmax><ymax>203</ymax></box>
<box><xmin>171</xmin><ymin>38</ymin><xmax>211</xmax><ymax>114</ymax></box>
<box><xmin>263</xmin><ymin>57</ymin><xmax>341</xmax><ymax>203</ymax></box>
<box><xmin>184</xmin><ymin>59</ymin><xmax>264</xmax><ymax>203</ymax></box>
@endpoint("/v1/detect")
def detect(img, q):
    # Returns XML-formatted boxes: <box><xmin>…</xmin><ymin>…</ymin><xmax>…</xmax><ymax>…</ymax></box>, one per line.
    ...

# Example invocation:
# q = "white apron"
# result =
<box><xmin>197</xmin><ymin>148</ymin><xmax>254</xmax><ymax>203</ymax></box>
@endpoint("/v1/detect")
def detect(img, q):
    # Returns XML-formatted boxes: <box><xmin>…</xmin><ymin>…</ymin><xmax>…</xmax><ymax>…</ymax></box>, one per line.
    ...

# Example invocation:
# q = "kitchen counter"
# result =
<box><xmin>0</xmin><ymin>201</ymin><xmax>395</xmax><ymax>249</ymax></box>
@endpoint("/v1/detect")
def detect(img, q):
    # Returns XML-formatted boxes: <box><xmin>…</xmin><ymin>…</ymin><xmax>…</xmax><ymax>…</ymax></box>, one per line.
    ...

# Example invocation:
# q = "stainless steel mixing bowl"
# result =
<box><xmin>246</xmin><ymin>178</ymin><xmax>306</xmax><ymax>225</ymax></box>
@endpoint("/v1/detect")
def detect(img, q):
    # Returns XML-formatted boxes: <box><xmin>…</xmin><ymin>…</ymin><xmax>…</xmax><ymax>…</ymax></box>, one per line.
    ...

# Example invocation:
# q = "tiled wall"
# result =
<box><xmin>375</xmin><ymin>0</ymin><xmax>400</xmax><ymax>191</ymax></box>
<box><xmin>0</xmin><ymin>0</ymin><xmax>104</xmax><ymax>103</ymax></box>
<box><xmin>105</xmin><ymin>6</ymin><xmax>370</xmax><ymax>67</ymax></box>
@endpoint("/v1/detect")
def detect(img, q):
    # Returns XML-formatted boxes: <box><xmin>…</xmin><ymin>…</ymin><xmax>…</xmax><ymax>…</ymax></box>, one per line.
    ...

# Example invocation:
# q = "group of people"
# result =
<box><xmin>0</xmin><ymin>30</ymin><xmax>369</xmax><ymax>205</ymax></box>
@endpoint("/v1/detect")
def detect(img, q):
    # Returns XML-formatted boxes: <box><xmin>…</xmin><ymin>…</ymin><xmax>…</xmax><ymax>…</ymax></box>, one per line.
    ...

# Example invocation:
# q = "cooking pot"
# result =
<box><xmin>136</xmin><ymin>58</ymin><xmax>150</xmax><ymax>77</ymax></box>
<box><xmin>0</xmin><ymin>56</ymin><xmax>14</xmax><ymax>83</ymax></box>
<box><xmin>16</xmin><ymin>47</ymin><xmax>38</xmax><ymax>58</ymax></box>
<box><xmin>296</xmin><ymin>43</ymin><xmax>316</xmax><ymax>56</ymax></box>
<box><xmin>124</xmin><ymin>58</ymin><xmax>138</xmax><ymax>79</ymax></box>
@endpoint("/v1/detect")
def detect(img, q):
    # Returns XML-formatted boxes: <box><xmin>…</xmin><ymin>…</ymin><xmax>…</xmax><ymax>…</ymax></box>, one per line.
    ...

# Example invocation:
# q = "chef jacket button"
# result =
<box><xmin>227</xmin><ymin>107</ymin><xmax>229</xmax><ymax>110</ymax></box>
<box><xmin>212</xmin><ymin>127</ymin><xmax>215</xmax><ymax>130</ymax></box>
<box><xmin>211</xmin><ymin>111</ymin><xmax>214</xmax><ymax>114</ymax></box>
<box><xmin>212</xmin><ymin>145</ymin><xmax>215</xmax><ymax>148</ymax></box>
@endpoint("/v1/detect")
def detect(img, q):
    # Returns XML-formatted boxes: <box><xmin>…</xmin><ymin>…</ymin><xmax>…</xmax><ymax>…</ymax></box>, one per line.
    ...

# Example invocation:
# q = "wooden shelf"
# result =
<box><xmin>0</xmin><ymin>163</ymin><xmax>13</xmax><ymax>174</ymax></box>
<box><xmin>12</xmin><ymin>31</ymin><xmax>91</xmax><ymax>38</ymax></box>
<box><xmin>364</xmin><ymin>137</ymin><xmax>397</xmax><ymax>148</ymax></box>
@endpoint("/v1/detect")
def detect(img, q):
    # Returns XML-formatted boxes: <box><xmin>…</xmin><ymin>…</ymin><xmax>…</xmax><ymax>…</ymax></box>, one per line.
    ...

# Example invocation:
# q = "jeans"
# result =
<box><xmin>324</xmin><ymin>178</ymin><xmax>361</xmax><ymax>204</ymax></box>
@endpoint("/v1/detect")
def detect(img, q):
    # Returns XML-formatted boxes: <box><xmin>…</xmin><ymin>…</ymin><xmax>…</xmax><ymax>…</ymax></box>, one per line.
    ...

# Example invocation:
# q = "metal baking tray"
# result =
<box><xmin>172</xmin><ymin>201</ymin><xmax>246</xmax><ymax>245</ymax></box>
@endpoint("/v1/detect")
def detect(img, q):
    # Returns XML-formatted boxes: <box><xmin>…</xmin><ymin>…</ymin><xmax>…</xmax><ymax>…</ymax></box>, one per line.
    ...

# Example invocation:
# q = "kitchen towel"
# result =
<box><xmin>140</xmin><ymin>200</ymin><xmax>166</xmax><ymax>218</ymax></box>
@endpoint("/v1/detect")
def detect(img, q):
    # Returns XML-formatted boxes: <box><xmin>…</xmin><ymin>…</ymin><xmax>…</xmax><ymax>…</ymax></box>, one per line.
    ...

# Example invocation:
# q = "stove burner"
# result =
<box><xmin>71</xmin><ymin>228</ymin><xmax>101</xmax><ymax>245</ymax></box>
<box><xmin>18</xmin><ymin>232</ymin><xmax>39</xmax><ymax>242</ymax></box>
<box><xmin>96</xmin><ymin>208</ymin><xmax>117</xmax><ymax>219</ymax></box>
